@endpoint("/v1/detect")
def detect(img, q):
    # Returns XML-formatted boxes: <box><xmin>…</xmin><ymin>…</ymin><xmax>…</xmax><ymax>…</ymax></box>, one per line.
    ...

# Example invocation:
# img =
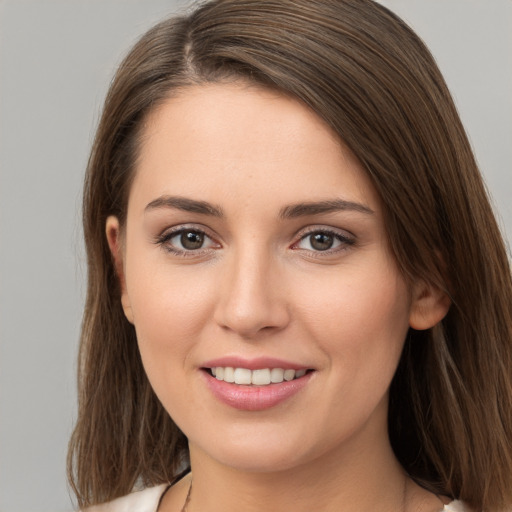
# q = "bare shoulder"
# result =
<box><xmin>83</xmin><ymin>484</ymin><xmax>169</xmax><ymax>512</ymax></box>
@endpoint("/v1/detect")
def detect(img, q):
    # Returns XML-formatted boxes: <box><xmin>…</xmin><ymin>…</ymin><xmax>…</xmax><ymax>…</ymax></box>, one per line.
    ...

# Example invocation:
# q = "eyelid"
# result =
<box><xmin>154</xmin><ymin>223</ymin><xmax>221</xmax><ymax>256</ymax></box>
<box><xmin>291</xmin><ymin>225</ymin><xmax>356</xmax><ymax>253</ymax></box>
<box><xmin>295</xmin><ymin>224</ymin><xmax>355</xmax><ymax>239</ymax></box>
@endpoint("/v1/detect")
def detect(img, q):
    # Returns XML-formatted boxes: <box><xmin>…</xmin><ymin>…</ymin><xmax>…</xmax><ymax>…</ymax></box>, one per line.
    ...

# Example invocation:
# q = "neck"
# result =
<box><xmin>186</xmin><ymin>427</ymin><xmax>408</xmax><ymax>512</ymax></box>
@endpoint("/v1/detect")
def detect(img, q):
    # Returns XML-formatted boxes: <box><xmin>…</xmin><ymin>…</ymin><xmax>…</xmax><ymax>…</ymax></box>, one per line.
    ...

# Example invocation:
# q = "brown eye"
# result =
<box><xmin>294</xmin><ymin>229</ymin><xmax>353</xmax><ymax>253</ymax></box>
<box><xmin>157</xmin><ymin>227</ymin><xmax>218</xmax><ymax>254</ymax></box>
<box><xmin>180</xmin><ymin>230</ymin><xmax>205</xmax><ymax>250</ymax></box>
<box><xmin>309</xmin><ymin>232</ymin><xmax>334</xmax><ymax>251</ymax></box>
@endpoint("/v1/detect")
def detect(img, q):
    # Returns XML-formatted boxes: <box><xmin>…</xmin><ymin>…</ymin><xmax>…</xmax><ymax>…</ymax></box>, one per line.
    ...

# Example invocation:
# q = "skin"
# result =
<box><xmin>107</xmin><ymin>83</ymin><xmax>450</xmax><ymax>512</ymax></box>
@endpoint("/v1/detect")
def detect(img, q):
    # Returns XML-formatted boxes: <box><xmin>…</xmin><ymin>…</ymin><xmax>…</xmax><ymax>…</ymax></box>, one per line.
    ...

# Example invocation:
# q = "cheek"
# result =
<box><xmin>292</xmin><ymin>268</ymin><xmax>411</xmax><ymax>446</ymax></box>
<box><xmin>124</xmin><ymin>256</ymin><xmax>216</xmax><ymax>382</ymax></box>
<box><xmin>293</xmin><ymin>260</ymin><xmax>411</xmax><ymax>379</ymax></box>
<box><xmin>126</xmin><ymin>268</ymin><xmax>221</xmax><ymax>425</ymax></box>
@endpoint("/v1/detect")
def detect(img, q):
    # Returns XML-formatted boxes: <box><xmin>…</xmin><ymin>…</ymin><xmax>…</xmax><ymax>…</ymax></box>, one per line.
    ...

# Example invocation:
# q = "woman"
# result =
<box><xmin>68</xmin><ymin>1</ymin><xmax>512</xmax><ymax>511</ymax></box>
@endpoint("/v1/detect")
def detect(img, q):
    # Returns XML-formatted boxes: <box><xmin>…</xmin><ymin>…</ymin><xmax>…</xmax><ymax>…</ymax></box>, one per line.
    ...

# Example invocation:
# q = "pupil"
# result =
<box><xmin>181</xmin><ymin>231</ymin><xmax>204</xmax><ymax>250</ymax></box>
<box><xmin>310</xmin><ymin>233</ymin><xmax>333</xmax><ymax>251</ymax></box>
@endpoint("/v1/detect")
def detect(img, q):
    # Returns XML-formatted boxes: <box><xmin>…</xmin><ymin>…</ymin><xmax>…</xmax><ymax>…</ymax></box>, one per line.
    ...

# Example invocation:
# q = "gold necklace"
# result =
<box><xmin>180</xmin><ymin>477</ymin><xmax>410</xmax><ymax>512</ymax></box>
<box><xmin>180</xmin><ymin>480</ymin><xmax>192</xmax><ymax>512</ymax></box>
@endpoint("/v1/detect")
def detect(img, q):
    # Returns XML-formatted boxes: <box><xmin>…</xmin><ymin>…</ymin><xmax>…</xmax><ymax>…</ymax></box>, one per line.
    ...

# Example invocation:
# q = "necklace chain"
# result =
<box><xmin>179</xmin><ymin>477</ymin><xmax>410</xmax><ymax>512</ymax></box>
<box><xmin>180</xmin><ymin>480</ymin><xmax>192</xmax><ymax>512</ymax></box>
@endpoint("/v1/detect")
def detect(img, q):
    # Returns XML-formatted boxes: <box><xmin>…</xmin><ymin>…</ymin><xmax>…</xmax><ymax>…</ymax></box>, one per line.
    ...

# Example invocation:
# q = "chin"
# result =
<box><xmin>211</xmin><ymin>450</ymin><xmax>307</xmax><ymax>474</ymax></box>
<box><xmin>189</xmin><ymin>430</ymin><xmax>315</xmax><ymax>473</ymax></box>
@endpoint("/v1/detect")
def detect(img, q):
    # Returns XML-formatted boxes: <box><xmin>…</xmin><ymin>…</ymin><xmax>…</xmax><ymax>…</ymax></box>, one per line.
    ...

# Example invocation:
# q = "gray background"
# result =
<box><xmin>0</xmin><ymin>1</ymin><xmax>510</xmax><ymax>511</ymax></box>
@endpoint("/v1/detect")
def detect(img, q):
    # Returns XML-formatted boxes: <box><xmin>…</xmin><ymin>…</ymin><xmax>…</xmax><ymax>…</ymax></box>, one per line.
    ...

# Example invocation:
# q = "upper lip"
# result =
<box><xmin>201</xmin><ymin>356</ymin><xmax>311</xmax><ymax>371</ymax></box>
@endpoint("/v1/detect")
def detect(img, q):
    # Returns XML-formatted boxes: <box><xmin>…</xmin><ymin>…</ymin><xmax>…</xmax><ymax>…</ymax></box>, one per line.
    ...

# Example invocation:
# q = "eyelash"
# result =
<box><xmin>154</xmin><ymin>225</ymin><xmax>219</xmax><ymax>257</ymax></box>
<box><xmin>154</xmin><ymin>225</ymin><xmax>355</xmax><ymax>257</ymax></box>
<box><xmin>292</xmin><ymin>227</ymin><xmax>355</xmax><ymax>255</ymax></box>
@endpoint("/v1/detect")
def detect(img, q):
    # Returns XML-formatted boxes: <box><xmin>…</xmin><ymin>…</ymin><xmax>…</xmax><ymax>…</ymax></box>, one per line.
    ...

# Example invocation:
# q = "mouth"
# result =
<box><xmin>200</xmin><ymin>357</ymin><xmax>316</xmax><ymax>410</ymax></box>
<box><xmin>205</xmin><ymin>367</ymin><xmax>312</xmax><ymax>386</ymax></box>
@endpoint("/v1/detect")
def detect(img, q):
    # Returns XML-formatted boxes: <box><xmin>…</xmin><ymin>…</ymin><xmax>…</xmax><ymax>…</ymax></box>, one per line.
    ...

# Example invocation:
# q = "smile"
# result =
<box><xmin>210</xmin><ymin>367</ymin><xmax>308</xmax><ymax>386</ymax></box>
<box><xmin>203</xmin><ymin>364</ymin><xmax>314</xmax><ymax>411</ymax></box>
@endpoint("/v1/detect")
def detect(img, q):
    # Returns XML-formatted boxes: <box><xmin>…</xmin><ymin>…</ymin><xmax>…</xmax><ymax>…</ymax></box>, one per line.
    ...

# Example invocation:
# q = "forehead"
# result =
<box><xmin>130</xmin><ymin>82</ymin><xmax>380</xmax><ymax>214</ymax></box>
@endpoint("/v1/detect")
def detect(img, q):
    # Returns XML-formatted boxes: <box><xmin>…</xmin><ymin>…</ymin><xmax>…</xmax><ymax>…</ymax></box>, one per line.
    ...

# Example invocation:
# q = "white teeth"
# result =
<box><xmin>223</xmin><ymin>367</ymin><xmax>235</xmax><ymax>383</ymax></box>
<box><xmin>211</xmin><ymin>367</ymin><xmax>308</xmax><ymax>386</ymax></box>
<box><xmin>234</xmin><ymin>368</ymin><xmax>252</xmax><ymax>385</ymax></box>
<box><xmin>283</xmin><ymin>369</ymin><xmax>295</xmax><ymax>381</ymax></box>
<box><xmin>251</xmin><ymin>369</ymin><xmax>271</xmax><ymax>385</ymax></box>
<box><xmin>270</xmin><ymin>368</ymin><xmax>284</xmax><ymax>383</ymax></box>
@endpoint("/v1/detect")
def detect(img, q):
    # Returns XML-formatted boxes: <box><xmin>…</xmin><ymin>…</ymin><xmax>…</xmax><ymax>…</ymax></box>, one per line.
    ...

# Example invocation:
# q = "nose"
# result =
<box><xmin>213</xmin><ymin>248</ymin><xmax>290</xmax><ymax>339</ymax></box>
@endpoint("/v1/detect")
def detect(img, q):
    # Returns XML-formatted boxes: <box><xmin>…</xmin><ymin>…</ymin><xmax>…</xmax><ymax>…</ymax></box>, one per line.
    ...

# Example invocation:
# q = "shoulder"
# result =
<box><xmin>443</xmin><ymin>501</ymin><xmax>473</xmax><ymax>512</ymax></box>
<box><xmin>83</xmin><ymin>484</ymin><xmax>169</xmax><ymax>512</ymax></box>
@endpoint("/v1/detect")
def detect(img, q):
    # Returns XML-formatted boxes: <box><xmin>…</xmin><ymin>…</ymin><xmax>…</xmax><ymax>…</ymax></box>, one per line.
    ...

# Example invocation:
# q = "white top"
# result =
<box><xmin>85</xmin><ymin>484</ymin><xmax>169</xmax><ymax>512</ymax></box>
<box><xmin>84</xmin><ymin>484</ymin><xmax>469</xmax><ymax>512</ymax></box>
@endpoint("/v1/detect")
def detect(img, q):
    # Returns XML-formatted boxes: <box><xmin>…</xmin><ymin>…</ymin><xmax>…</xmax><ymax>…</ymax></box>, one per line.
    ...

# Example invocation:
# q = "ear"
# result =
<box><xmin>105</xmin><ymin>216</ymin><xmax>134</xmax><ymax>324</ymax></box>
<box><xmin>409</xmin><ymin>279</ymin><xmax>451</xmax><ymax>330</ymax></box>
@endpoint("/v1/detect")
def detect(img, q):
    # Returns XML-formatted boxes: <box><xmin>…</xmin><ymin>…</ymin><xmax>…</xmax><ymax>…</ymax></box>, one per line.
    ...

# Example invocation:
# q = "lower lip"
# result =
<box><xmin>203</xmin><ymin>371</ymin><xmax>313</xmax><ymax>411</ymax></box>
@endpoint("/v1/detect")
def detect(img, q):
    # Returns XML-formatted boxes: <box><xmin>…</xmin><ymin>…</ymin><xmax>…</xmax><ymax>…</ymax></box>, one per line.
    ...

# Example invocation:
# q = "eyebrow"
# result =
<box><xmin>145</xmin><ymin>196</ymin><xmax>224</xmax><ymax>217</ymax></box>
<box><xmin>144</xmin><ymin>195</ymin><xmax>373</xmax><ymax>219</ymax></box>
<box><xmin>279</xmin><ymin>199</ymin><xmax>374</xmax><ymax>218</ymax></box>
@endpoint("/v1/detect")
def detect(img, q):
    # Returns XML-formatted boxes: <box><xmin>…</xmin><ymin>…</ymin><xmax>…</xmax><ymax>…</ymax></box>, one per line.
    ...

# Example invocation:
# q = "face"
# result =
<box><xmin>108</xmin><ymin>83</ymin><xmax>430</xmax><ymax>473</ymax></box>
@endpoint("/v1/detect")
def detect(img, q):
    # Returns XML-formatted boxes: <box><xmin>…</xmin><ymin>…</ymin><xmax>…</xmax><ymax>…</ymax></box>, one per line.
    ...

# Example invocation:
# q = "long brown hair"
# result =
<box><xmin>68</xmin><ymin>1</ymin><xmax>512</xmax><ymax>509</ymax></box>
